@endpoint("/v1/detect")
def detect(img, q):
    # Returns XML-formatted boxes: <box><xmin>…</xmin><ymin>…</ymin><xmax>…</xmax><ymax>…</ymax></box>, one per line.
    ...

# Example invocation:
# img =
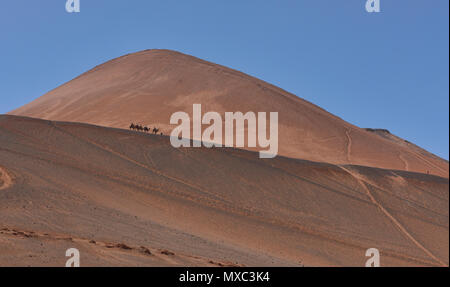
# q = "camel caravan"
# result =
<box><xmin>129</xmin><ymin>123</ymin><xmax>163</xmax><ymax>135</ymax></box>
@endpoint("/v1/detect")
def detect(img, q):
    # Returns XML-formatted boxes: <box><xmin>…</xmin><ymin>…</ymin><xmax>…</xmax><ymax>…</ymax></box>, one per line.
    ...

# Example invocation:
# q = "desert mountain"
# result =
<box><xmin>9</xmin><ymin>50</ymin><xmax>449</xmax><ymax>177</ymax></box>
<box><xmin>0</xmin><ymin>115</ymin><xmax>448</xmax><ymax>266</ymax></box>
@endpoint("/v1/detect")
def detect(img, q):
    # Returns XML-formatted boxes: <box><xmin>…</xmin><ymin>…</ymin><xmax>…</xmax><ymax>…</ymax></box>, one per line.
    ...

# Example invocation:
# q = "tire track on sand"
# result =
<box><xmin>345</xmin><ymin>129</ymin><xmax>352</xmax><ymax>163</ymax></box>
<box><xmin>339</xmin><ymin>166</ymin><xmax>447</xmax><ymax>266</ymax></box>
<box><xmin>398</xmin><ymin>154</ymin><xmax>409</xmax><ymax>171</ymax></box>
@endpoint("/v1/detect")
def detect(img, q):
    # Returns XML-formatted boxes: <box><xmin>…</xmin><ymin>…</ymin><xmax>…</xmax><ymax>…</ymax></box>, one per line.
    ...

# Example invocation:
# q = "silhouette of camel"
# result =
<box><xmin>130</xmin><ymin>123</ymin><xmax>155</xmax><ymax>133</ymax></box>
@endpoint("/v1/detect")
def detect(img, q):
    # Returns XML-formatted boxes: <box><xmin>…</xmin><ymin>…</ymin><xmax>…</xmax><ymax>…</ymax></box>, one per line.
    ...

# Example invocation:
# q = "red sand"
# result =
<box><xmin>9</xmin><ymin>50</ymin><xmax>449</xmax><ymax>178</ymax></box>
<box><xmin>0</xmin><ymin>115</ymin><xmax>448</xmax><ymax>266</ymax></box>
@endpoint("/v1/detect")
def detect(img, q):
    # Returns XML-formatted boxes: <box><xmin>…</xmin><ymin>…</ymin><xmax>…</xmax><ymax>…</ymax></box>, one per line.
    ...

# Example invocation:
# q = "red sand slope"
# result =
<box><xmin>0</xmin><ymin>115</ymin><xmax>448</xmax><ymax>266</ymax></box>
<box><xmin>9</xmin><ymin>50</ymin><xmax>449</xmax><ymax>177</ymax></box>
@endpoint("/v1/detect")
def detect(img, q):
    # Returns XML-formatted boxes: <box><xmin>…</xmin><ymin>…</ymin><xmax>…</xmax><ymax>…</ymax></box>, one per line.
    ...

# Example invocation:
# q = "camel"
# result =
<box><xmin>129</xmin><ymin>123</ymin><xmax>155</xmax><ymax>133</ymax></box>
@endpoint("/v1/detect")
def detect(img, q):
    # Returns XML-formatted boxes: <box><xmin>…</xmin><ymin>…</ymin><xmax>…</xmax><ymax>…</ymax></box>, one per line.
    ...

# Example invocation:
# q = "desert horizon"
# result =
<box><xmin>0</xmin><ymin>1</ymin><xmax>448</xmax><ymax>276</ymax></box>
<box><xmin>1</xmin><ymin>49</ymin><xmax>448</xmax><ymax>267</ymax></box>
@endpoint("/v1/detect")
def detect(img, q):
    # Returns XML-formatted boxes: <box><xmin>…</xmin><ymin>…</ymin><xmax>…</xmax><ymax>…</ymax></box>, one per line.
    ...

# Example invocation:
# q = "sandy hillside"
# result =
<box><xmin>0</xmin><ymin>115</ymin><xmax>448</xmax><ymax>266</ymax></box>
<box><xmin>9</xmin><ymin>50</ymin><xmax>449</xmax><ymax>177</ymax></box>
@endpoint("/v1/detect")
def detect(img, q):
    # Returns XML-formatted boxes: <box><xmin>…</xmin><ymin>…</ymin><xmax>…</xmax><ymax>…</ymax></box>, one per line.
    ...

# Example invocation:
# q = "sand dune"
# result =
<box><xmin>0</xmin><ymin>115</ymin><xmax>447</xmax><ymax>266</ymax></box>
<box><xmin>9</xmin><ymin>50</ymin><xmax>449</xmax><ymax>177</ymax></box>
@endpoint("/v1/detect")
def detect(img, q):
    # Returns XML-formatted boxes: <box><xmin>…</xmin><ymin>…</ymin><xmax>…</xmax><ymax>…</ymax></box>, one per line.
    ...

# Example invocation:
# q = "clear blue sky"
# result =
<box><xmin>0</xmin><ymin>0</ymin><xmax>448</xmax><ymax>159</ymax></box>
